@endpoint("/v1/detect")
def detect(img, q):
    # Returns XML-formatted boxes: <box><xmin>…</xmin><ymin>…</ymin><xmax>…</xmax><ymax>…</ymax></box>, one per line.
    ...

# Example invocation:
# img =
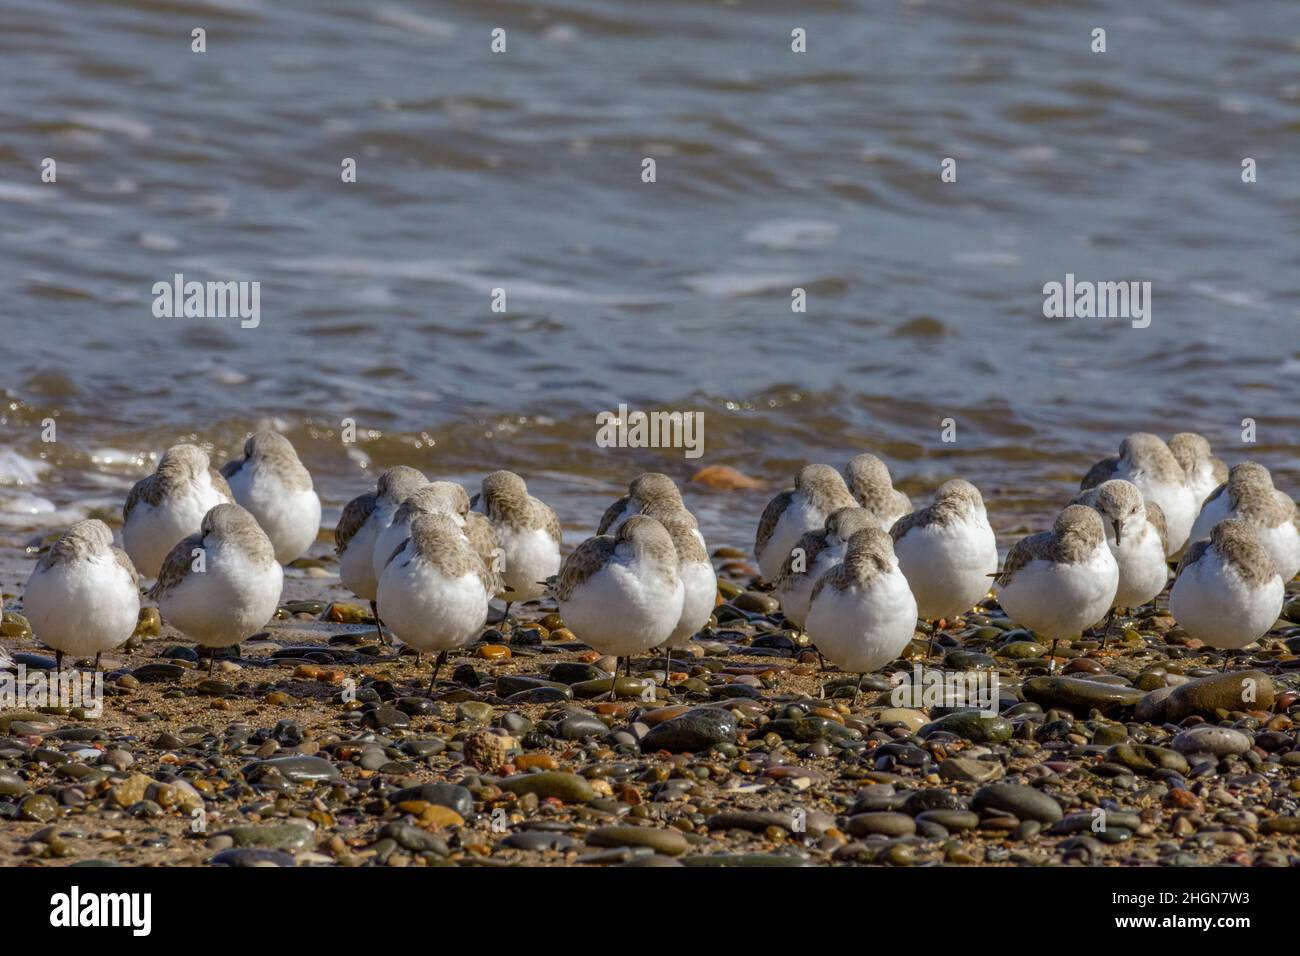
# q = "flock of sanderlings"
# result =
<box><xmin>15</xmin><ymin>430</ymin><xmax>1300</xmax><ymax>696</ymax></box>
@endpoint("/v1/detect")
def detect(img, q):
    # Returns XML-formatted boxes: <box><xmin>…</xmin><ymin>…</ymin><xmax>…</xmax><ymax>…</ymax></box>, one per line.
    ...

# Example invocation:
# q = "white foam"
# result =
<box><xmin>744</xmin><ymin>219</ymin><xmax>839</xmax><ymax>250</ymax></box>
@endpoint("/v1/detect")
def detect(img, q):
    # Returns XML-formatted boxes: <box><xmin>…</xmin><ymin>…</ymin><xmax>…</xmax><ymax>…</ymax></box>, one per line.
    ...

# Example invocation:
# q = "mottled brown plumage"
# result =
<box><xmin>845</xmin><ymin>454</ymin><xmax>911</xmax><ymax>523</ymax></box>
<box><xmin>1177</xmin><ymin>518</ymin><xmax>1277</xmax><ymax>588</ymax></box>
<box><xmin>221</xmin><ymin>431</ymin><xmax>314</xmax><ymax>492</ymax></box>
<box><xmin>399</xmin><ymin>514</ymin><xmax>496</xmax><ymax>594</ymax></box>
<box><xmin>596</xmin><ymin>473</ymin><xmax>684</xmax><ymax>534</ymax></box>
<box><xmin>778</xmin><ymin>507</ymin><xmax>877</xmax><ymax>585</ymax></box>
<box><xmin>810</xmin><ymin>526</ymin><xmax>896</xmax><ymax>603</ymax></box>
<box><xmin>555</xmin><ymin>515</ymin><xmax>676</xmax><ymax>600</ymax></box>
<box><xmin>124</xmin><ymin>444</ymin><xmax>232</xmax><ymax>521</ymax></box>
<box><xmin>1217</xmin><ymin>462</ymin><xmax>1294</xmax><ymax>529</ymax></box>
<box><xmin>334</xmin><ymin>492</ymin><xmax>376</xmax><ymax>555</ymax></box>
<box><xmin>37</xmin><ymin>519</ymin><xmax>138</xmax><ymax>584</ymax></box>
<box><xmin>1169</xmin><ymin>432</ymin><xmax>1228</xmax><ymax>486</ymax></box>
<box><xmin>479</xmin><ymin>470</ymin><xmax>561</xmax><ymax>543</ymax></box>
<box><xmin>754</xmin><ymin>489</ymin><xmax>794</xmax><ymax>557</ymax></box>
<box><xmin>148</xmin><ymin>503</ymin><xmax>274</xmax><ymax>601</ymax></box>
<box><xmin>997</xmin><ymin>505</ymin><xmax>1107</xmax><ymax>587</ymax></box>
<box><xmin>891</xmin><ymin>479</ymin><xmax>984</xmax><ymax>542</ymax></box>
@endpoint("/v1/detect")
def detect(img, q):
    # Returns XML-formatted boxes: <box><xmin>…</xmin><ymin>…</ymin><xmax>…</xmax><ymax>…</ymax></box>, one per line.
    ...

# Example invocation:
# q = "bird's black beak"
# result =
<box><xmin>1112</xmin><ymin>519</ymin><xmax>1123</xmax><ymax>544</ymax></box>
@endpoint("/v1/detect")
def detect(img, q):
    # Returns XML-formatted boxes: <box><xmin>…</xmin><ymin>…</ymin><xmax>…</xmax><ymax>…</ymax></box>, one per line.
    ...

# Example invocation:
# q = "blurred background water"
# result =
<box><xmin>1</xmin><ymin>0</ymin><xmax>1297</xmax><ymax>554</ymax></box>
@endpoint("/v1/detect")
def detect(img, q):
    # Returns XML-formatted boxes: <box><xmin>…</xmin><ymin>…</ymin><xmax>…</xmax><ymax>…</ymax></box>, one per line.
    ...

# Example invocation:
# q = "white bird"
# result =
<box><xmin>123</xmin><ymin>444</ymin><xmax>234</xmax><ymax>577</ymax></box>
<box><xmin>1171</xmin><ymin>519</ymin><xmax>1284</xmax><ymax>662</ymax></box>
<box><xmin>891</xmin><ymin>479</ymin><xmax>998</xmax><ymax>656</ymax></box>
<box><xmin>24</xmin><ymin>519</ymin><xmax>140</xmax><ymax>672</ymax></box>
<box><xmin>996</xmin><ymin>505</ymin><xmax>1119</xmax><ymax>659</ymax></box>
<box><xmin>598</xmin><ymin>473</ymin><xmax>686</xmax><ymax>534</ymax></box>
<box><xmin>654</xmin><ymin>510</ymin><xmax>717</xmax><ymax>678</ymax></box>
<box><xmin>371</xmin><ymin>481</ymin><xmax>471</xmax><ymax>584</ymax></box>
<box><xmin>376</xmin><ymin>513</ymin><xmax>493</xmax><ymax>692</ymax></box>
<box><xmin>1070</xmin><ymin>479</ymin><xmax>1170</xmax><ymax>646</ymax></box>
<box><xmin>1168</xmin><ymin>432</ymin><xmax>1229</xmax><ymax>509</ymax></box>
<box><xmin>221</xmin><ymin>431</ymin><xmax>322</xmax><ymax>564</ymax></box>
<box><xmin>555</xmin><ymin>515</ymin><xmax>684</xmax><ymax>699</ymax></box>
<box><xmin>472</xmin><ymin>471</ymin><xmax>562</xmax><ymax>624</ymax></box>
<box><xmin>1081</xmin><ymin>432</ymin><xmax>1197</xmax><ymax>557</ymax></box>
<box><xmin>755</xmin><ymin>463</ymin><xmax>857</xmax><ymax>581</ymax></box>
<box><xmin>774</xmin><ymin>507</ymin><xmax>877</xmax><ymax>631</ymax></box>
<box><xmin>805</xmin><ymin>526</ymin><xmax>918</xmax><ymax>701</ymax></box>
<box><xmin>149</xmin><ymin>504</ymin><xmax>283</xmax><ymax>676</ymax></box>
<box><xmin>1187</xmin><ymin>462</ymin><xmax>1299</xmax><ymax>584</ymax></box>
<box><xmin>843</xmin><ymin>453</ymin><xmax>912</xmax><ymax>530</ymax></box>
<box><xmin>335</xmin><ymin>465</ymin><xmax>428</xmax><ymax>642</ymax></box>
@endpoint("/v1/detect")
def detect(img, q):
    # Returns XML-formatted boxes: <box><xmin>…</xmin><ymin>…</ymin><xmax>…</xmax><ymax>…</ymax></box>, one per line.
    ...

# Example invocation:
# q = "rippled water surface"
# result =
<box><xmin>2</xmin><ymin>0</ymin><xmax>1297</xmax><ymax>547</ymax></box>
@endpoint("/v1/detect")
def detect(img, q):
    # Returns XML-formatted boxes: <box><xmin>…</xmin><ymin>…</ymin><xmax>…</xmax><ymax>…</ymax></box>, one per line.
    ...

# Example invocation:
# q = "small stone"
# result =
<box><xmin>1</xmin><ymin>611</ymin><xmax>33</xmax><ymax>638</ymax></box>
<box><xmin>846</xmin><ymin>812</ymin><xmax>916</xmax><ymax>837</ymax></box>
<box><xmin>132</xmin><ymin>607</ymin><xmax>162</xmax><ymax>638</ymax></box>
<box><xmin>938</xmin><ymin>757</ymin><xmax>1004</xmax><ymax>784</ymax></box>
<box><xmin>19</xmin><ymin>794</ymin><xmax>59</xmax><ymax>822</ymax></box>
<box><xmin>587</xmin><ymin>826</ymin><xmax>689</xmax><ymax>856</ymax></box>
<box><xmin>499</xmin><ymin>771</ymin><xmax>595</xmax><ymax>804</ymax></box>
<box><xmin>971</xmin><ymin>784</ymin><xmax>1063</xmax><ymax>824</ymax></box>
<box><xmin>640</xmin><ymin>708</ymin><xmax>737</xmax><ymax>753</ymax></box>
<box><xmin>247</xmin><ymin>755</ymin><xmax>342</xmax><ymax>784</ymax></box>
<box><xmin>1022</xmin><ymin>676</ymin><xmax>1144</xmax><ymax>716</ymax></box>
<box><xmin>1170</xmin><ymin>726</ymin><xmax>1253</xmax><ymax>758</ymax></box>
<box><xmin>463</xmin><ymin>730</ymin><xmax>512</xmax><ymax>771</ymax></box>
<box><xmin>224</xmin><ymin>823</ymin><xmax>314</xmax><ymax>850</ymax></box>
<box><xmin>110</xmin><ymin>773</ymin><xmax>153</xmax><ymax>809</ymax></box>
<box><xmin>1165</xmin><ymin>671</ymin><xmax>1275</xmax><ymax>721</ymax></box>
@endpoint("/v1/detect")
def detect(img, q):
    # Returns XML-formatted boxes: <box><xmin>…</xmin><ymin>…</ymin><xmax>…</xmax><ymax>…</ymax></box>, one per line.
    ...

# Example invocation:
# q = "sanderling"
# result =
<box><xmin>24</xmin><ymin>519</ymin><xmax>140</xmax><ymax>672</ymax></box>
<box><xmin>221</xmin><ymin>431</ymin><xmax>322</xmax><ymax>564</ymax></box>
<box><xmin>891</xmin><ymin>479</ymin><xmax>998</xmax><ymax>656</ymax></box>
<box><xmin>654</xmin><ymin>510</ymin><xmax>717</xmax><ymax>679</ymax></box>
<box><xmin>335</xmin><ymin>465</ymin><xmax>428</xmax><ymax>641</ymax></box>
<box><xmin>1070</xmin><ymin>479</ymin><xmax>1170</xmax><ymax>646</ymax></box>
<box><xmin>371</xmin><ymin>481</ymin><xmax>471</xmax><ymax>584</ymax></box>
<box><xmin>1168</xmin><ymin>432</ymin><xmax>1229</xmax><ymax>508</ymax></box>
<box><xmin>774</xmin><ymin>506</ymin><xmax>876</xmax><ymax>631</ymax></box>
<box><xmin>755</xmin><ymin>463</ymin><xmax>858</xmax><ymax>581</ymax></box>
<box><xmin>844</xmin><ymin>453</ymin><xmax>912</xmax><ymax>530</ymax></box>
<box><xmin>472</xmin><ymin>471</ymin><xmax>562</xmax><ymax>622</ymax></box>
<box><xmin>555</xmin><ymin>515</ymin><xmax>684</xmax><ymax>698</ymax></box>
<box><xmin>1081</xmin><ymin>433</ymin><xmax>1196</xmax><ymax>557</ymax></box>
<box><xmin>1171</xmin><ymin>519</ymin><xmax>1284</xmax><ymax>663</ymax></box>
<box><xmin>805</xmin><ymin>526</ymin><xmax>918</xmax><ymax>701</ymax></box>
<box><xmin>376</xmin><ymin>513</ymin><xmax>493</xmax><ymax>692</ymax></box>
<box><xmin>597</xmin><ymin>473</ymin><xmax>685</xmax><ymax>535</ymax></box>
<box><xmin>149</xmin><ymin>503</ymin><xmax>284</xmax><ymax>676</ymax></box>
<box><xmin>122</xmin><ymin>444</ymin><xmax>234</xmax><ymax>577</ymax></box>
<box><xmin>1188</xmin><ymin>462</ymin><xmax>1299</xmax><ymax>583</ymax></box>
<box><xmin>995</xmin><ymin>504</ymin><xmax>1118</xmax><ymax>659</ymax></box>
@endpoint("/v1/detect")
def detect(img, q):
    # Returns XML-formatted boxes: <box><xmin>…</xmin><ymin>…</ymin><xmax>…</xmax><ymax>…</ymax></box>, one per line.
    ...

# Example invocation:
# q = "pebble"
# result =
<box><xmin>971</xmin><ymin>783</ymin><xmax>1063</xmax><ymax>824</ymax></box>
<box><xmin>587</xmin><ymin>825</ymin><xmax>689</xmax><ymax>856</ymax></box>
<box><xmin>499</xmin><ymin>772</ymin><xmax>595</xmax><ymax>804</ymax></box>
<box><xmin>389</xmin><ymin>783</ymin><xmax>474</xmax><ymax>817</ymax></box>
<box><xmin>1170</xmin><ymin>726</ymin><xmax>1253</xmax><ymax>758</ymax></box>
<box><xmin>938</xmin><ymin>757</ymin><xmax>1004</xmax><ymax>784</ymax></box>
<box><xmin>223</xmin><ymin>823</ymin><xmax>315</xmax><ymax>850</ymax></box>
<box><xmin>1164</xmin><ymin>671</ymin><xmax>1276</xmax><ymax>721</ymax></box>
<box><xmin>641</xmin><ymin>708</ymin><xmax>737</xmax><ymax>753</ymax></box>
<box><xmin>1022</xmin><ymin>676</ymin><xmax>1145</xmax><ymax>716</ymax></box>
<box><xmin>247</xmin><ymin>756</ymin><xmax>342</xmax><ymax>784</ymax></box>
